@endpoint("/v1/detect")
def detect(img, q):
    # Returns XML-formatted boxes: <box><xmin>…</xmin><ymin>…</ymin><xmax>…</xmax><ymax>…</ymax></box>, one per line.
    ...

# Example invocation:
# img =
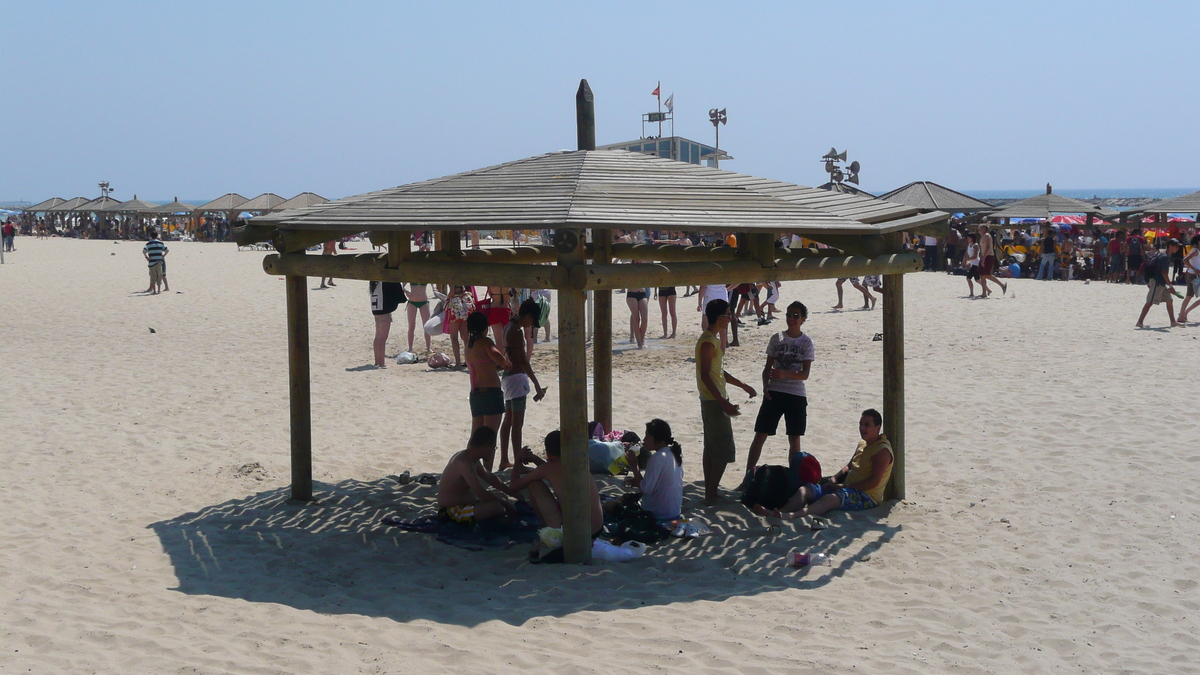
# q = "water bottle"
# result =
<box><xmin>607</xmin><ymin>452</ymin><xmax>630</xmax><ymax>476</ymax></box>
<box><xmin>787</xmin><ymin>550</ymin><xmax>831</xmax><ymax>567</ymax></box>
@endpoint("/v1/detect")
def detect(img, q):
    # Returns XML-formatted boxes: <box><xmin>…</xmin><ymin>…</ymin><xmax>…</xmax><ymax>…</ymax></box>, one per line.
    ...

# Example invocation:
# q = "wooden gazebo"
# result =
<box><xmin>236</xmin><ymin>81</ymin><xmax>947</xmax><ymax>563</ymax></box>
<box><xmin>880</xmin><ymin>181</ymin><xmax>993</xmax><ymax>214</ymax></box>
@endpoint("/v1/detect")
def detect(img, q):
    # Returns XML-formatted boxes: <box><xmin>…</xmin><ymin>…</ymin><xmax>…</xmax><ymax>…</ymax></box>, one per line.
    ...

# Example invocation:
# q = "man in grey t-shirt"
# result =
<box><xmin>739</xmin><ymin>300</ymin><xmax>815</xmax><ymax>490</ymax></box>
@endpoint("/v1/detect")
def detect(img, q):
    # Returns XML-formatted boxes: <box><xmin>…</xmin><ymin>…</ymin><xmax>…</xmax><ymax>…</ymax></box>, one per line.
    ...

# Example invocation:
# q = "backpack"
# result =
<box><xmin>1128</xmin><ymin>236</ymin><xmax>1143</xmax><ymax>256</ymax></box>
<box><xmin>1140</xmin><ymin>251</ymin><xmax>1160</xmax><ymax>285</ymax></box>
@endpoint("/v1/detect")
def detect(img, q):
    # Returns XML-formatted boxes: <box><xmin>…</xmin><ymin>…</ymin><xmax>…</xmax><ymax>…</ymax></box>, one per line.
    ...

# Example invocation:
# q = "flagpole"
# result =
<box><xmin>656</xmin><ymin>80</ymin><xmax>662</xmax><ymax>137</ymax></box>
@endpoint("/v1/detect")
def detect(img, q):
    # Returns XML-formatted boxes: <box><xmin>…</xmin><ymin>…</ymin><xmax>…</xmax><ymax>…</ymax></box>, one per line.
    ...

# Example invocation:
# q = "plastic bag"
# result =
<box><xmin>395</xmin><ymin>351</ymin><xmax>418</xmax><ymax>365</ymax></box>
<box><xmin>423</xmin><ymin>311</ymin><xmax>445</xmax><ymax>336</ymax></box>
<box><xmin>670</xmin><ymin>518</ymin><xmax>711</xmax><ymax>538</ymax></box>
<box><xmin>591</xmin><ymin>539</ymin><xmax>646</xmax><ymax>562</ymax></box>
<box><xmin>538</xmin><ymin>527</ymin><xmax>563</xmax><ymax>549</ymax></box>
<box><xmin>427</xmin><ymin>352</ymin><xmax>451</xmax><ymax>368</ymax></box>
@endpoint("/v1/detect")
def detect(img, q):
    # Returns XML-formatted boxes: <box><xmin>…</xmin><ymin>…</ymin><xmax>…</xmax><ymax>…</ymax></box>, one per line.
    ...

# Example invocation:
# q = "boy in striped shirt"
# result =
<box><xmin>143</xmin><ymin>230</ymin><xmax>169</xmax><ymax>295</ymax></box>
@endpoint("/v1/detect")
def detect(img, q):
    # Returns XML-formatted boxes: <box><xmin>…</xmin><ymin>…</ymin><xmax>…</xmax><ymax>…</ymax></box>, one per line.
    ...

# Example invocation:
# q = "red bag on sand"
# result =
<box><xmin>427</xmin><ymin>352</ymin><xmax>451</xmax><ymax>368</ymax></box>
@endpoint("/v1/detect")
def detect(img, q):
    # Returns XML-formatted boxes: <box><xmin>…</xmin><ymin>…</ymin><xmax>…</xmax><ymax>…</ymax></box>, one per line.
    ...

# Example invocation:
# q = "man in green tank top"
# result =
<box><xmin>696</xmin><ymin>299</ymin><xmax>757</xmax><ymax>505</ymax></box>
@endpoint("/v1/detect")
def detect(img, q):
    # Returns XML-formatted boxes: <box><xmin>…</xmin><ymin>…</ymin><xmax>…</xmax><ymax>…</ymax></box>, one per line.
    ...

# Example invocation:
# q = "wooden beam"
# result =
<box><xmin>386</xmin><ymin>230</ymin><xmax>409</xmax><ymax>268</ymax></box>
<box><xmin>273</xmin><ymin>229</ymin><xmax>346</xmax><ymax>255</ymax></box>
<box><xmin>882</xmin><ymin>234</ymin><xmax>905</xmax><ymax>501</ymax></box>
<box><xmin>802</xmin><ymin>234</ymin><xmax>885</xmax><ymax>257</ymax></box>
<box><xmin>407</xmin><ymin>246</ymin><xmax>561</xmax><ymax>264</ymax></box>
<box><xmin>592</xmin><ymin>229</ymin><xmax>613</xmax><ymax>432</ymax></box>
<box><xmin>569</xmin><ymin>253</ymin><xmax>922</xmax><ymax>290</ymax></box>
<box><xmin>611</xmin><ymin>242</ymin><xmax>850</xmax><ymax>263</ymax></box>
<box><xmin>286</xmin><ymin>275</ymin><xmax>313</xmax><ymax>501</ymax></box>
<box><xmin>233</xmin><ymin>223</ymin><xmax>275</xmax><ymax>247</ymax></box>
<box><xmin>750</xmin><ymin>232</ymin><xmax>776</xmax><ymax>268</ymax></box>
<box><xmin>264</xmin><ymin>253</ymin><xmax>568</xmax><ymax>289</ymax></box>
<box><xmin>443</xmin><ymin>229</ymin><xmax>462</xmax><ymax>256</ymax></box>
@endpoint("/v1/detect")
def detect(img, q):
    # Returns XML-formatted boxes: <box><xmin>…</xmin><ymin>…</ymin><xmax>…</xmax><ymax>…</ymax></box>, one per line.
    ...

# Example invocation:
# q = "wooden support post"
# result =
<box><xmin>882</xmin><ymin>235</ymin><xmax>905</xmax><ymax>501</ymax></box>
<box><xmin>593</xmin><ymin>228</ymin><xmax>613</xmax><ymax>431</ymax></box>
<box><xmin>443</xmin><ymin>230</ymin><xmax>462</xmax><ymax>256</ymax></box>
<box><xmin>557</xmin><ymin>228</ymin><xmax>591</xmax><ymax>564</ymax></box>
<box><xmin>286</xmin><ymin>275</ymin><xmax>313</xmax><ymax>501</ymax></box>
<box><xmin>386</xmin><ymin>230</ymin><xmax>410</xmax><ymax>268</ymax></box>
<box><xmin>751</xmin><ymin>232</ymin><xmax>776</xmax><ymax>268</ymax></box>
<box><xmin>559</xmin><ymin>78</ymin><xmax>598</xmax><ymax>565</ymax></box>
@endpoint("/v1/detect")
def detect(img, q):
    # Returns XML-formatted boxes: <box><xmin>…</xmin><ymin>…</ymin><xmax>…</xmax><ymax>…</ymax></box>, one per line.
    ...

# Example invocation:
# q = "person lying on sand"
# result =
<box><xmin>509</xmin><ymin>430</ymin><xmax>604</xmax><ymax>536</ymax></box>
<box><xmin>751</xmin><ymin>408</ymin><xmax>892</xmax><ymax>520</ymax></box>
<box><xmin>436</xmin><ymin>426</ymin><xmax>518</xmax><ymax>526</ymax></box>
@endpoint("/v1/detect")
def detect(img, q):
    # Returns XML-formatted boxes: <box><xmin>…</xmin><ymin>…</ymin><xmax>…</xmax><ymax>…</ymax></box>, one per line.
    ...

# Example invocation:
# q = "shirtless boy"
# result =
<box><xmin>498</xmin><ymin>299</ymin><xmax>549</xmax><ymax>470</ymax></box>
<box><xmin>436</xmin><ymin>426</ymin><xmax>518</xmax><ymax>526</ymax></box>
<box><xmin>977</xmin><ymin>225</ymin><xmax>1008</xmax><ymax>298</ymax></box>
<box><xmin>509</xmin><ymin>430</ymin><xmax>604</xmax><ymax>536</ymax></box>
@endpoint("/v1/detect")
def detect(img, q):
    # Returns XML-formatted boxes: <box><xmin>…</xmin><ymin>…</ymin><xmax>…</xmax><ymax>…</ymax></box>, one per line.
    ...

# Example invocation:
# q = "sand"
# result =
<box><xmin>1</xmin><ymin>236</ymin><xmax>1197</xmax><ymax>674</ymax></box>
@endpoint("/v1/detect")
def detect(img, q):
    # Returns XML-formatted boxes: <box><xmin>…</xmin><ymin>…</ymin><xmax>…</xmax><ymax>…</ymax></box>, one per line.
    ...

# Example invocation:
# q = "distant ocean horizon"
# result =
<box><xmin>967</xmin><ymin>188</ymin><xmax>1197</xmax><ymax>200</ymax></box>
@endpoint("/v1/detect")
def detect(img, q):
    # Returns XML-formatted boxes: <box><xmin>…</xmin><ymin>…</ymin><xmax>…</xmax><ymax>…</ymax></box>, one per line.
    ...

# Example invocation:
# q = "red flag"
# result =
<box><xmin>651</xmin><ymin>84</ymin><xmax>660</xmax><ymax>97</ymax></box>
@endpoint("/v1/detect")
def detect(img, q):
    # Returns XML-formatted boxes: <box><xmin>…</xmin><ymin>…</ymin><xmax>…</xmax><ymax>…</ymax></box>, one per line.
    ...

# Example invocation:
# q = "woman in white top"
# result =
<box><xmin>1177</xmin><ymin>234</ymin><xmax>1200</xmax><ymax>323</ymax></box>
<box><xmin>698</xmin><ymin>283</ymin><xmax>731</xmax><ymax>349</ymax></box>
<box><xmin>625</xmin><ymin>418</ymin><xmax>684</xmax><ymax>521</ymax></box>
<box><xmin>962</xmin><ymin>232</ymin><xmax>981</xmax><ymax>298</ymax></box>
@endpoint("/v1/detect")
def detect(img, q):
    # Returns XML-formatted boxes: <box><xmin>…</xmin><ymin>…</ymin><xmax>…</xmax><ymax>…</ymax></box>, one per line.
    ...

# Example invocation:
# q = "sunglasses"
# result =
<box><xmin>786</xmin><ymin>313</ymin><xmax>802</xmax><ymax>319</ymax></box>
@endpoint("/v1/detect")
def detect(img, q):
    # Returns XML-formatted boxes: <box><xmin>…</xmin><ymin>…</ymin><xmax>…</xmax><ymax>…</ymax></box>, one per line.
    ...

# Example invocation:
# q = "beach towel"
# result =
<box><xmin>381</xmin><ymin>505</ymin><xmax>540</xmax><ymax>551</ymax></box>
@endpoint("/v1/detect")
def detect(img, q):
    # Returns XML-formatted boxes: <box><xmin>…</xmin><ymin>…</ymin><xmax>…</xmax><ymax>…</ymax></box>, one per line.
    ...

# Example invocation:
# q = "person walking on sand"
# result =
<box><xmin>832</xmin><ymin>277</ymin><xmax>874</xmax><ymax>310</ymax></box>
<box><xmin>656</xmin><ymin>284</ymin><xmax>678</xmax><ymax>339</ymax></box>
<box><xmin>1136</xmin><ymin>239</ymin><xmax>1182</xmax><ymax>329</ymax></box>
<box><xmin>369</xmin><ymin>280</ymin><xmax>407</xmax><ymax>367</ymax></box>
<box><xmin>962</xmin><ymin>233</ymin><xmax>982</xmax><ymax>297</ymax></box>
<box><xmin>319</xmin><ymin>239</ymin><xmax>337</xmax><ymax>289</ymax></box>
<box><xmin>977</xmin><ymin>224</ymin><xmax>1007</xmax><ymax>297</ymax></box>
<box><xmin>696</xmin><ymin>299</ymin><xmax>757</xmax><ymax>505</ymax></box>
<box><xmin>497</xmin><ymin>299</ymin><xmax>548</xmax><ymax>471</ymax></box>
<box><xmin>738</xmin><ymin>301</ymin><xmax>814</xmax><ymax>491</ymax></box>
<box><xmin>1176</xmin><ymin>235</ymin><xmax>1200</xmax><ymax>323</ymax></box>
<box><xmin>142</xmin><ymin>229</ymin><xmax>168</xmax><ymax>295</ymax></box>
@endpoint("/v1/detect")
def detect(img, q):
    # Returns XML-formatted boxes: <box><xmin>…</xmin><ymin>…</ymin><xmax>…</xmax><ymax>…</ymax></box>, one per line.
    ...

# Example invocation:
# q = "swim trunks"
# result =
<box><xmin>438</xmin><ymin>505</ymin><xmax>475</xmax><ymax>526</ymax></box>
<box><xmin>805</xmin><ymin>484</ymin><xmax>877</xmax><ymax>511</ymax></box>
<box><xmin>981</xmin><ymin>255</ymin><xmax>996</xmax><ymax>275</ymax></box>
<box><xmin>658</xmin><ymin>287</ymin><xmax>677</xmax><ymax>297</ymax></box>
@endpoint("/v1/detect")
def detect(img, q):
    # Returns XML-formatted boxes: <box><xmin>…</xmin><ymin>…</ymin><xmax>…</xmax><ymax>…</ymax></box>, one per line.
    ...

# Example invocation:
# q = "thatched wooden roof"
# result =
<box><xmin>254</xmin><ymin>150</ymin><xmax>940</xmax><ymax>235</ymax></box>
<box><xmin>151</xmin><ymin>198</ymin><xmax>197</xmax><ymax>214</ymax></box>
<box><xmin>239</xmin><ymin>193</ymin><xmax>288</xmax><ymax>212</ymax></box>
<box><xmin>71</xmin><ymin>196</ymin><xmax>122</xmax><ymax>213</ymax></box>
<box><xmin>275</xmin><ymin>192</ymin><xmax>328</xmax><ymax>210</ymax></box>
<box><xmin>879</xmin><ymin>181</ymin><xmax>993</xmax><ymax>212</ymax></box>
<box><xmin>988</xmin><ymin>191</ymin><xmax>1115</xmax><ymax>219</ymax></box>
<box><xmin>25</xmin><ymin>197</ymin><xmax>66</xmax><ymax>212</ymax></box>
<box><xmin>196</xmin><ymin>193</ymin><xmax>249</xmax><ymax>212</ymax></box>
<box><xmin>47</xmin><ymin>197</ymin><xmax>93</xmax><ymax>212</ymax></box>
<box><xmin>1129</xmin><ymin>189</ymin><xmax>1200</xmax><ymax>215</ymax></box>
<box><xmin>99</xmin><ymin>196</ymin><xmax>159</xmax><ymax>213</ymax></box>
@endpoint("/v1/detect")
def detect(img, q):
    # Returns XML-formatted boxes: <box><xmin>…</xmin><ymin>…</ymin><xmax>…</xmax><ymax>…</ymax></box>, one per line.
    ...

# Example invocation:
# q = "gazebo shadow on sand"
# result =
<box><xmin>149</xmin><ymin>478</ymin><xmax>901</xmax><ymax>626</ymax></box>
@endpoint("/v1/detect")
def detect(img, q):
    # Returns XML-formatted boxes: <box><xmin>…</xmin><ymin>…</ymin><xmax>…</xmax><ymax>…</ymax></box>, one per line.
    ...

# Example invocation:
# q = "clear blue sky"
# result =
<box><xmin>2</xmin><ymin>1</ymin><xmax>1197</xmax><ymax>203</ymax></box>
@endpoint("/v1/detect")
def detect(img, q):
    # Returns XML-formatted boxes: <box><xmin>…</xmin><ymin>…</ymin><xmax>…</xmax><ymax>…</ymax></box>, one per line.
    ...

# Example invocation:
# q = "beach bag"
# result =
<box><xmin>447</xmin><ymin>294</ymin><xmax>475</xmax><ymax>322</ymax></box>
<box><xmin>741</xmin><ymin>465</ymin><xmax>792</xmax><ymax>510</ymax></box>
<box><xmin>427</xmin><ymin>352</ymin><xmax>451</xmax><ymax>368</ymax></box>
<box><xmin>423</xmin><ymin>311</ymin><xmax>445</xmax><ymax>336</ymax></box>
<box><xmin>609</xmin><ymin>495</ymin><xmax>670</xmax><ymax>545</ymax></box>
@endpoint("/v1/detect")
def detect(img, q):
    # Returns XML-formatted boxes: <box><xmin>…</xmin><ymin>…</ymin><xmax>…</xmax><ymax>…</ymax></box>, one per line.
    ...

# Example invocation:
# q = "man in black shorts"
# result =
<box><xmin>370</xmin><ymin>280</ymin><xmax>407</xmax><ymax>367</ymax></box>
<box><xmin>739</xmin><ymin>301</ymin><xmax>815</xmax><ymax>490</ymax></box>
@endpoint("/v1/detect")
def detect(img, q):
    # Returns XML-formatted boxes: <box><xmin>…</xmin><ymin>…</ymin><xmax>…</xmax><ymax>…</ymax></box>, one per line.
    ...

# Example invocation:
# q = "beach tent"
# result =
<box><xmin>238</xmin><ymin>193</ymin><xmax>288</xmax><ymax>213</ymax></box>
<box><xmin>151</xmin><ymin>198</ymin><xmax>198</xmax><ymax>214</ymax></box>
<box><xmin>274</xmin><ymin>192</ymin><xmax>328</xmax><ymax>211</ymax></box>
<box><xmin>24</xmin><ymin>197</ymin><xmax>66</xmax><ymax>213</ymax></box>
<box><xmin>879</xmin><ymin>181</ymin><xmax>993</xmax><ymax>213</ymax></box>
<box><xmin>987</xmin><ymin>185</ymin><xmax>1114</xmax><ymax>221</ymax></box>
<box><xmin>238</xmin><ymin>80</ymin><xmax>947</xmax><ymax>563</ymax></box>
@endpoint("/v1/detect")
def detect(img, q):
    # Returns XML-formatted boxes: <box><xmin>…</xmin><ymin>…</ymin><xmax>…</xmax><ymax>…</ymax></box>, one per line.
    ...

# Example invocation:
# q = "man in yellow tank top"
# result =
<box><xmin>750</xmin><ymin>408</ymin><xmax>892</xmax><ymax>519</ymax></box>
<box><xmin>696</xmin><ymin>299</ymin><xmax>757</xmax><ymax>505</ymax></box>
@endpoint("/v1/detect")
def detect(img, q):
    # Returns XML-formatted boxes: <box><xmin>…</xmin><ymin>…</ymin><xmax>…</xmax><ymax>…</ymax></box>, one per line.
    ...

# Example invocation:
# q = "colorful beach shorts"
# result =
<box><xmin>438</xmin><ymin>505</ymin><xmax>475</xmax><ymax>526</ymax></box>
<box><xmin>806</xmin><ymin>483</ymin><xmax>877</xmax><ymax>511</ymax></box>
<box><xmin>837</xmin><ymin>277</ymin><xmax>861</xmax><ymax>284</ymax></box>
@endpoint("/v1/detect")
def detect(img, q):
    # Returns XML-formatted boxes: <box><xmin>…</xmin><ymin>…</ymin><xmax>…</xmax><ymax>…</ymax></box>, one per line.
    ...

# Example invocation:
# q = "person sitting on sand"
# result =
<box><xmin>622</xmin><ymin>418</ymin><xmax>684</xmax><ymax>521</ymax></box>
<box><xmin>509</xmin><ymin>430</ymin><xmax>604</xmax><ymax>536</ymax></box>
<box><xmin>436</xmin><ymin>426</ymin><xmax>518</xmax><ymax>526</ymax></box>
<box><xmin>497</xmin><ymin>299</ymin><xmax>548</xmax><ymax>470</ymax></box>
<box><xmin>750</xmin><ymin>408</ymin><xmax>892</xmax><ymax>520</ymax></box>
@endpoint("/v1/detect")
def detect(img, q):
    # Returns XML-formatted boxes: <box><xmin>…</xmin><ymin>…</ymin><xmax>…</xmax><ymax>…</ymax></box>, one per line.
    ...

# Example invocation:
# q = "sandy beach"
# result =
<box><xmin>2</xmin><ymin>236</ymin><xmax>1197</xmax><ymax>674</ymax></box>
